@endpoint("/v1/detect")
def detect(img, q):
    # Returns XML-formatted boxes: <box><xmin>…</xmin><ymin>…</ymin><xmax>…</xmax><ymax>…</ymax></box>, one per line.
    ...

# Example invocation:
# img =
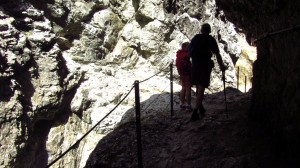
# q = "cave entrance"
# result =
<box><xmin>235</xmin><ymin>44</ymin><xmax>256</xmax><ymax>93</ymax></box>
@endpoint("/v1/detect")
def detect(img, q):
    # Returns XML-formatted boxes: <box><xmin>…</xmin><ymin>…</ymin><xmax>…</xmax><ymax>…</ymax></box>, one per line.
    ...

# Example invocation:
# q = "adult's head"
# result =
<box><xmin>201</xmin><ymin>23</ymin><xmax>211</xmax><ymax>34</ymax></box>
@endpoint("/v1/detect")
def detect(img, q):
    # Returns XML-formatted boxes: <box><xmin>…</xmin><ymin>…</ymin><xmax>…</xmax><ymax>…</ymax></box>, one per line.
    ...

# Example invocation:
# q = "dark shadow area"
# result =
<box><xmin>132</xmin><ymin>0</ymin><xmax>140</xmax><ymax>12</ymax></box>
<box><xmin>0</xmin><ymin>77</ymin><xmax>14</xmax><ymax>102</ymax></box>
<box><xmin>13</xmin><ymin>120</ymin><xmax>52</xmax><ymax>168</ymax></box>
<box><xmin>0</xmin><ymin>53</ymin><xmax>13</xmax><ymax>102</ymax></box>
<box><xmin>135</xmin><ymin>13</ymin><xmax>154</xmax><ymax>28</ymax></box>
<box><xmin>164</xmin><ymin>0</ymin><xmax>177</xmax><ymax>14</ymax></box>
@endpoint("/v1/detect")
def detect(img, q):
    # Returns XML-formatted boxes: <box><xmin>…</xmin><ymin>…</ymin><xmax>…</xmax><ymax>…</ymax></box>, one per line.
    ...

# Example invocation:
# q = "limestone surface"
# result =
<box><xmin>0</xmin><ymin>0</ymin><xmax>254</xmax><ymax>167</ymax></box>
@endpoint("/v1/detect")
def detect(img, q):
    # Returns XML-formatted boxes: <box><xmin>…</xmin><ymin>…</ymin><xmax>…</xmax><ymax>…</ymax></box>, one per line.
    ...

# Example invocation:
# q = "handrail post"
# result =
<box><xmin>170</xmin><ymin>63</ymin><xmax>174</xmax><ymax>116</ymax></box>
<box><xmin>134</xmin><ymin>80</ymin><xmax>143</xmax><ymax>168</ymax></box>
<box><xmin>245</xmin><ymin>76</ymin><xmax>247</xmax><ymax>93</ymax></box>
<box><xmin>237</xmin><ymin>67</ymin><xmax>239</xmax><ymax>90</ymax></box>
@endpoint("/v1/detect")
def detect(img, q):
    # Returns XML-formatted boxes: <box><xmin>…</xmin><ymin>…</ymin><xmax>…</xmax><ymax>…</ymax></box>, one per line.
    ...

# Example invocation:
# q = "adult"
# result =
<box><xmin>189</xmin><ymin>23</ymin><xmax>226</xmax><ymax>121</ymax></box>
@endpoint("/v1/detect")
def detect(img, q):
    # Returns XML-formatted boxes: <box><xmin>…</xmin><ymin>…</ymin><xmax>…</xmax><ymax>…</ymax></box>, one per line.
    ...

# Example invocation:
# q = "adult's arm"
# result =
<box><xmin>211</xmin><ymin>37</ymin><xmax>226</xmax><ymax>72</ymax></box>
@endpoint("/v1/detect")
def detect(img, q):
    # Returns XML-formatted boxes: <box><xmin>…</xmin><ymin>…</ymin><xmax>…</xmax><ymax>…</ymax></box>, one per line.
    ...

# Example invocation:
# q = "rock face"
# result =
<box><xmin>216</xmin><ymin>0</ymin><xmax>300</xmax><ymax>154</ymax></box>
<box><xmin>0</xmin><ymin>0</ymin><xmax>253</xmax><ymax>167</ymax></box>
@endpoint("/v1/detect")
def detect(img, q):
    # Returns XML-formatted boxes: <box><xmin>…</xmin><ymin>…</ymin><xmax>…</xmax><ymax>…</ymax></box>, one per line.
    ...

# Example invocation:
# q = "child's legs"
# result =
<box><xmin>180</xmin><ymin>74</ymin><xmax>191</xmax><ymax>105</ymax></box>
<box><xmin>180</xmin><ymin>86</ymin><xmax>186</xmax><ymax>104</ymax></box>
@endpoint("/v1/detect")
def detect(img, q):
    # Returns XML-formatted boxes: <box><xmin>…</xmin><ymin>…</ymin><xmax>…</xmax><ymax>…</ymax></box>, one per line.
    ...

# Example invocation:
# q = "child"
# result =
<box><xmin>175</xmin><ymin>42</ymin><xmax>192</xmax><ymax>111</ymax></box>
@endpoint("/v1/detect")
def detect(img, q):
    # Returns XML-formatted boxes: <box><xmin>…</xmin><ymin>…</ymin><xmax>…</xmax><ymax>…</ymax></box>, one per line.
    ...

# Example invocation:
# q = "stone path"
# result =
<box><xmin>85</xmin><ymin>88</ymin><xmax>296</xmax><ymax>168</ymax></box>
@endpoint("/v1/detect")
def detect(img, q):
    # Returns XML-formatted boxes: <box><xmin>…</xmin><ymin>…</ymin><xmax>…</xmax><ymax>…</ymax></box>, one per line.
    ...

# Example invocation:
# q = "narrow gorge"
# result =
<box><xmin>0</xmin><ymin>0</ymin><xmax>299</xmax><ymax>168</ymax></box>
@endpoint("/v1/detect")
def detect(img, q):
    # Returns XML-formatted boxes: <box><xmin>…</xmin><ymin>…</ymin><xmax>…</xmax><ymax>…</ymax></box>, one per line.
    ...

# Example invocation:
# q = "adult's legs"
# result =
<box><xmin>190</xmin><ymin>84</ymin><xmax>205</xmax><ymax>121</ymax></box>
<box><xmin>186</xmin><ymin>86</ymin><xmax>191</xmax><ymax>106</ymax></box>
<box><xmin>194</xmin><ymin>84</ymin><xmax>205</xmax><ymax>110</ymax></box>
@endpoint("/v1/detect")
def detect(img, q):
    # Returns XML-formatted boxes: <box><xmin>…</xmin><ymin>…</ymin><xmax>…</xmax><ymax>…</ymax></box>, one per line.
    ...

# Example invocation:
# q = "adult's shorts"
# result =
<box><xmin>191</xmin><ymin>60</ymin><xmax>214</xmax><ymax>88</ymax></box>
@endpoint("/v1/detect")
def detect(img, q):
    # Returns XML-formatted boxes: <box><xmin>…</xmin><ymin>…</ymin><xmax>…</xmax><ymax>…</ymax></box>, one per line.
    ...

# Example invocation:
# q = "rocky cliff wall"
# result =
<box><xmin>216</xmin><ymin>0</ymin><xmax>300</xmax><ymax>153</ymax></box>
<box><xmin>0</xmin><ymin>0</ymin><xmax>252</xmax><ymax>167</ymax></box>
